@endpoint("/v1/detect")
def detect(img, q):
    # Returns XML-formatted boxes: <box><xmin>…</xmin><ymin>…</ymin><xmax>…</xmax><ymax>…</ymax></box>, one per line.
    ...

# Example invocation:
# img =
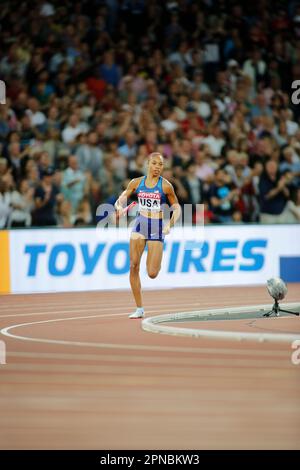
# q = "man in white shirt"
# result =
<box><xmin>26</xmin><ymin>97</ymin><xmax>47</xmax><ymax>128</ymax></box>
<box><xmin>202</xmin><ymin>125</ymin><xmax>225</xmax><ymax>157</ymax></box>
<box><xmin>62</xmin><ymin>155</ymin><xmax>86</xmax><ymax>212</ymax></box>
<box><xmin>62</xmin><ymin>114</ymin><xmax>89</xmax><ymax>145</ymax></box>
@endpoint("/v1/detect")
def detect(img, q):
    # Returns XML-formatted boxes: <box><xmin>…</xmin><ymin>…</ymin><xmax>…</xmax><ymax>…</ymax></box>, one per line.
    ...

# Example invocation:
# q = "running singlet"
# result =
<box><xmin>135</xmin><ymin>176</ymin><xmax>167</xmax><ymax>213</ymax></box>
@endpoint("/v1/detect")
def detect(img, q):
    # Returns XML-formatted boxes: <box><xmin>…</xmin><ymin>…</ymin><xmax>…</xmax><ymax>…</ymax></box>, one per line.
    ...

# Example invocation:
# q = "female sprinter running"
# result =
<box><xmin>115</xmin><ymin>152</ymin><xmax>181</xmax><ymax>318</ymax></box>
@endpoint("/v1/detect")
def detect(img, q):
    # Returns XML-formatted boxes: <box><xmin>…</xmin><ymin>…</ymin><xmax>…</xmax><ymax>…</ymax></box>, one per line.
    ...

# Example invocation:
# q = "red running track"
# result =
<box><xmin>0</xmin><ymin>285</ymin><xmax>299</xmax><ymax>449</ymax></box>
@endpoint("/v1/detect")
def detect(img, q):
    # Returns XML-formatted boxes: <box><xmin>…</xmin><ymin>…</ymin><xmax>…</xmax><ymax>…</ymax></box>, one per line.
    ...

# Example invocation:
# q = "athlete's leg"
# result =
<box><xmin>146</xmin><ymin>240</ymin><xmax>164</xmax><ymax>279</ymax></box>
<box><xmin>130</xmin><ymin>233</ymin><xmax>146</xmax><ymax>308</ymax></box>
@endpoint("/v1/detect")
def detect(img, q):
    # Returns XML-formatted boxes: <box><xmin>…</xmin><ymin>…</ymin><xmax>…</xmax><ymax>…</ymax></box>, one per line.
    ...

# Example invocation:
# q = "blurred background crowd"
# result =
<box><xmin>1</xmin><ymin>0</ymin><xmax>300</xmax><ymax>228</ymax></box>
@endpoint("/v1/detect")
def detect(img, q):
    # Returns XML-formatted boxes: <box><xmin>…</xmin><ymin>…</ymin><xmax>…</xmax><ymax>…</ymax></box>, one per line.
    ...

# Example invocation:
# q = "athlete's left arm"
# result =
<box><xmin>163</xmin><ymin>180</ymin><xmax>181</xmax><ymax>235</ymax></box>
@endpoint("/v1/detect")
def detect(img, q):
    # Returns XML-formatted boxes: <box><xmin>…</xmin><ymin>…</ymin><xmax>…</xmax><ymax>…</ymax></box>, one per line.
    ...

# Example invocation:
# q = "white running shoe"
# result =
<box><xmin>129</xmin><ymin>308</ymin><xmax>145</xmax><ymax>319</ymax></box>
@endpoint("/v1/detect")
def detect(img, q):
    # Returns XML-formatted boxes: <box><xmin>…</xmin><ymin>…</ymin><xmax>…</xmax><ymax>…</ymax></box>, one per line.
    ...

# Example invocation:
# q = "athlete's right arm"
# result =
<box><xmin>114</xmin><ymin>178</ymin><xmax>140</xmax><ymax>215</ymax></box>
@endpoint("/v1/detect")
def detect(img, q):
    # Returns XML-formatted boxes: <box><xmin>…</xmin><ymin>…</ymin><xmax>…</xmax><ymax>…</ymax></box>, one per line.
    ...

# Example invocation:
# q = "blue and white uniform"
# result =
<box><xmin>132</xmin><ymin>176</ymin><xmax>167</xmax><ymax>242</ymax></box>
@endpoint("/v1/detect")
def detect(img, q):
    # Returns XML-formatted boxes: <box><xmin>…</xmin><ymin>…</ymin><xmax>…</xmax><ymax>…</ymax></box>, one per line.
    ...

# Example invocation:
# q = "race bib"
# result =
<box><xmin>138</xmin><ymin>191</ymin><xmax>161</xmax><ymax>212</ymax></box>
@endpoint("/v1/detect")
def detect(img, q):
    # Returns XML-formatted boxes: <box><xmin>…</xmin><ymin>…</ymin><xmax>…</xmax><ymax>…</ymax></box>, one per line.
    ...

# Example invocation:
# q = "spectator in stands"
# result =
<box><xmin>259</xmin><ymin>160</ymin><xmax>290</xmax><ymax>223</ymax></box>
<box><xmin>209</xmin><ymin>169</ymin><xmax>240</xmax><ymax>223</ymax></box>
<box><xmin>99</xmin><ymin>50</ymin><xmax>121</xmax><ymax>88</ymax></box>
<box><xmin>183</xmin><ymin>162</ymin><xmax>203</xmax><ymax>205</ymax></box>
<box><xmin>76</xmin><ymin>131</ymin><xmax>104</xmax><ymax>175</ymax></box>
<box><xmin>61</xmin><ymin>155</ymin><xmax>87</xmax><ymax>213</ymax></box>
<box><xmin>118</xmin><ymin>131</ymin><xmax>138</xmax><ymax>160</ymax></box>
<box><xmin>7</xmin><ymin>179</ymin><xmax>33</xmax><ymax>227</ymax></box>
<box><xmin>0</xmin><ymin>178</ymin><xmax>11</xmax><ymax>228</ymax></box>
<box><xmin>0</xmin><ymin>0</ymin><xmax>299</xmax><ymax>228</ymax></box>
<box><xmin>285</xmin><ymin>188</ymin><xmax>300</xmax><ymax>222</ymax></box>
<box><xmin>62</xmin><ymin>114</ymin><xmax>88</xmax><ymax>145</ymax></box>
<box><xmin>31</xmin><ymin>167</ymin><xmax>62</xmax><ymax>226</ymax></box>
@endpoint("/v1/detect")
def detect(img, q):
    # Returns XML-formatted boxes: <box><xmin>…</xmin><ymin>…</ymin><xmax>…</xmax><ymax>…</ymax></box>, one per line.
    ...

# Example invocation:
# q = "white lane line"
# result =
<box><xmin>0</xmin><ymin>302</ymin><xmax>215</xmax><ymax>318</ymax></box>
<box><xmin>2</xmin><ymin>305</ymin><xmax>298</xmax><ymax>354</ymax></box>
<box><xmin>0</xmin><ymin>310</ymin><xmax>218</xmax><ymax>354</ymax></box>
<box><xmin>0</xmin><ymin>295</ymin><xmax>267</xmax><ymax>312</ymax></box>
<box><xmin>0</xmin><ymin>306</ymin><xmax>136</xmax><ymax>318</ymax></box>
<box><xmin>0</xmin><ymin>301</ymin><xmax>158</xmax><ymax>312</ymax></box>
<box><xmin>142</xmin><ymin>303</ymin><xmax>300</xmax><ymax>344</ymax></box>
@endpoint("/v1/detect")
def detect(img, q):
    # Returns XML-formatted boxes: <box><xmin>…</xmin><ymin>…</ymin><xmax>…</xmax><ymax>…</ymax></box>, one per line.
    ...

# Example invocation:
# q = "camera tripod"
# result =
<box><xmin>263</xmin><ymin>299</ymin><xmax>300</xmax><ymax>317</ymax></box>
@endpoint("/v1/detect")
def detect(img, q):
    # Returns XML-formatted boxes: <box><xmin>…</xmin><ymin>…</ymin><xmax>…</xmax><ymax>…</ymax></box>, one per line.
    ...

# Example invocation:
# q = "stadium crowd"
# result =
<box><xmin>1</xmin><ymin>0</ymin><xmax>300</xmax><ymax>228</ymax></box>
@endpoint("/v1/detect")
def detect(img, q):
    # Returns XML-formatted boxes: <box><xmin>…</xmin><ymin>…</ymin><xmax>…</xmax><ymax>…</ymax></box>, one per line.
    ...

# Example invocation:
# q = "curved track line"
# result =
<box><xmin>2</xmin><ymin>303</ymin><xmax>299</xmax><ymax>353</ymax></box>
<box><xmin>142</xmin><ymin>303</ymin><xmax>300</xmax><ymax>343</ymax></box>
<box><xmin>0</xmin><ymin>310</ymin><xmax>216</xmax><ymax>354</ymax></box>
